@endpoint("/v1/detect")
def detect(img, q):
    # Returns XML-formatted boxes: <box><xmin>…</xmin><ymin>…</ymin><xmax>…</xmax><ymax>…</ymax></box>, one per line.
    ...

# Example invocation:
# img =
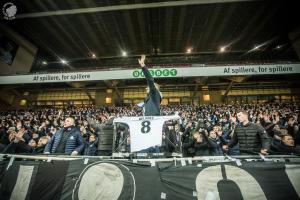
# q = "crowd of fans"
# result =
<box><xmin>0</xmin><ymin>103</ymin><xmax>299</xmax><ymax>156</ymax></box>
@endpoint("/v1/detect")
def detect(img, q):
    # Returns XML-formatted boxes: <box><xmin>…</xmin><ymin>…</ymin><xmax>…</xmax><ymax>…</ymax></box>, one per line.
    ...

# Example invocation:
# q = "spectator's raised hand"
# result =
<box><xmin>71</xmin><ymin>151</ymin><xmax>78</xmax><ymax>156</ymax></box>
<box><xmin>288</xmin><ymin>117</ymin><xmax>295</xmax><ymax>126</ymax></box>
<box><xmin>263</xmin><ymin>114</ymin><xmax>270</xmax><ymax>122</ymax></box>
<box><xmin>293</xmin><ymin>115</ymin><xmax>298</xmax><ymax>122</ymax></box>
<box><xmin>186</xmin><ymin>122</ymin><xmax>192</xmax><ymax>128</ymax></box>
<box><xmin>273</xmin><ymin>115</ymin><xmax>280</xmax><ymax>124</ymax></box>
<box><xmin>260</xmin><ymin>148</ymin><xmax>268</xmax><ymax>155</ymax></box>
<box><xmin>15</xmin><ymin>128</ymin><xmax>26</xmax><ymax>141</ymax></box>
<box><xmin>230</xmin><ymin>116</ymin><xmax>236</xmax><ymax>123</ymax></box>
<box><xmin>39</xmin><ymin>122</ymin><xmax>46</xmax><ymax>130</ymax></box>
<box><xmin>58</xmin><ymin>109</ymin><xmax>63</xmax><ymax>117</ymax></box>
<box><xmin>222</xmin><ymin>145</ymin><xmax>229</xmax><ymax>151</ymax></box>
<box><xmin>138</xmin><ymin>54</ymin><xmax>146</xmax><ymax>67</ymax></box>
<box><xmin>83</xmin><ymin>120</ymin><xmax>88</xmax><ymax>127</ymax></box>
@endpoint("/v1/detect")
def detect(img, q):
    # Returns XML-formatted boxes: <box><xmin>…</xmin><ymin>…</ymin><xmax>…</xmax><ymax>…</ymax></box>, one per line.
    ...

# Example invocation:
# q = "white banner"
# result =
<box><xmin>0</xmin><ymin>64</ymin><xmax>299</xmax><ymax>84</ymax></box>
<box><xmin>114</xmin><ymin>115</ymin><xmax>179</xmax><ymax>152</ymax></box>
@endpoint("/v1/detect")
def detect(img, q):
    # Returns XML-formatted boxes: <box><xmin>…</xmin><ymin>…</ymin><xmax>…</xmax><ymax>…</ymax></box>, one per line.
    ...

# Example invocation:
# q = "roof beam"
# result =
<box><xmin>67</xmin><ymin>82</ymin><xmax>94</xmax><ymax>102</ymax></box>
<box><xmin>224</xmin><ymin>81</ymin><xmax>235</xmax><ymax>97</ymax></box>
<box><xmin>192</xmin><ymin>77</ymin><xmax>208</xmax><ymax>97</ymax></box>
<box><xmin>83</xmin><ymin>89</ymin><xmax>94</xmax><ymax>102</ymax></box>
<box><xmin>17</xmin><ymin>0</ymin><xmax>256</xmax><ymax>19</ymax></box>
<box><xmin>104</xmin><ymin>80</ymin><xmax>122</xmax><ymax>100</ymax></box>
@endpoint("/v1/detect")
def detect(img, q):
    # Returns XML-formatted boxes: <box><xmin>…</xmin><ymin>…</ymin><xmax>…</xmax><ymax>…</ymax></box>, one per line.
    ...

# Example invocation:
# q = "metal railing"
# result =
<box><xmin>1</xmin><ymin>153</ymin><xmax>299</xmax><ymax>163</ymax></box>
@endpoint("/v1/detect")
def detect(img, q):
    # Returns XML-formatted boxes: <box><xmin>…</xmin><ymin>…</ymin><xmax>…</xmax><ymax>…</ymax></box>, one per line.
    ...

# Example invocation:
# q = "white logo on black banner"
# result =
<box><xmin>2</xmin><ymin>2</ymin><xmax>17</xmax><ymax>20</ymax></box>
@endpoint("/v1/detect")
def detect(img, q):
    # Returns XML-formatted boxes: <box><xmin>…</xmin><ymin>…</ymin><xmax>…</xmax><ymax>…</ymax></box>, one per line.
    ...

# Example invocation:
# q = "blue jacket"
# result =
<box><xmin>44</xmin><ymin>126</ymin><xmax>84</xmax><ymax>154</ymax></box>
<box><xmin>142</xmin><ymin>66</ymin><xmax>161</xmax><ymax>116</ymax></box>
<box><xmin>207</xmin><ymin>137</ymin><xmax>225</xmax><ymax>156</ymax></box>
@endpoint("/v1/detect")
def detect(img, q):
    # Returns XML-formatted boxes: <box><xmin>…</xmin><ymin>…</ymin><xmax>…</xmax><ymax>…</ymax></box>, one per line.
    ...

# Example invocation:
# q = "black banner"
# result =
<box><xmin>0</xmin><ymin>159</ymin><xmax>299</xmax><ymax>200</ymax></box>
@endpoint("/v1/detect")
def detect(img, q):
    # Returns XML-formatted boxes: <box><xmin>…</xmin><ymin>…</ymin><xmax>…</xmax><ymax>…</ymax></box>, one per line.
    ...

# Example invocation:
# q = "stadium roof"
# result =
<box><xmin>2</xmin><ymin>0</ymin><xmax>300</xmax><ymax>72</ymax></box>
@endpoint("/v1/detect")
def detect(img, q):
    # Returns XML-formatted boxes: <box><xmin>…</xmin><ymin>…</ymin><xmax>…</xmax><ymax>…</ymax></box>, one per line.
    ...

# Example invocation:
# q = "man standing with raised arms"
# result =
<box><xmin>112</xmin><ymin>55</ymin><xmax>167</xmax><ymax>152</ymax></box>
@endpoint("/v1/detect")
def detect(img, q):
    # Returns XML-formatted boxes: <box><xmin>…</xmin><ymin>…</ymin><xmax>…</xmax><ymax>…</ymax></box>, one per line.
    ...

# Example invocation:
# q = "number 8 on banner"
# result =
<box><xmin>141</xmin><ymin>120</ymin><xmax>151</xmax><ymax>133</ymax></box>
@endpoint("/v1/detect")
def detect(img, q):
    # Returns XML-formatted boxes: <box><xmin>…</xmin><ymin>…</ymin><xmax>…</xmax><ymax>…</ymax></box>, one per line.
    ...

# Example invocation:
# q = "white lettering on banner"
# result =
<box><xmin>138</xmin><ymin>116</ymin><xmax>154</xmax><ymax>121</ymax></box>
<box><xmin>195</xmin><ymin>165</ymin><xmax>267</xmax><ymax>200</ymax></box>
<box><xmin>10</xmin><ymin>165</ymin><xmax>34</xmax><ymax>200</ymax></box>
<box><xmin>31</xmin><ymin>74</ymin><xmax>91</xmax><ymax>82</ymax></box>
<box><xmin>224</xmin><ymin>165</ymin><xmax>266</xmax><ymax>200</ymax></box>
<box><xmin>285</xmin><ymin>165</ymin><xmax>300</xmax><ymax>198</ymax></box>
<box><xmin>196</xmin><ymin>165</ymin><xmax>222</xmax><ymax>200</ymax></box>
<box><xmin>0</xmin><ymin>64</ymin><xmax>299</xmax><ymax>84</ymax></box>
<box><xmin>223</xmin><ymin>65</ymin><xmax>294</xmax><ymax>75</ymax></box>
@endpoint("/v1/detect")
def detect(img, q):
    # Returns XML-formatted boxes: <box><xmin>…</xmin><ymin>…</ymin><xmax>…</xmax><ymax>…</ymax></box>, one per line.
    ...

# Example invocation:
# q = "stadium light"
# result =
<box><xmin>122</xmin><ymin>51</ymin><xmax>127</xmax><ymax>57</ymax></box>
<box><xmin>219</xmin><ymin>46</ymin><xmax>226</xmax><ymax>53</ymax></box>
<box><xmin>61</xmin><ymin>59</ymin><xmax>67</xmax><ymax>64</ymax></box>
<box><xmin>251</xmin><ymin>44</ymin><xmax>263</xmax><ymax>51</ymax></box>
<box><xmin>42</xmin><ymin>61</ymin><xmax>47</xmax><ymax>65</ymax></box>
<box><xmin>186</xmin><ymin>48</ymin><xmax>192</xmax><ymax>54</ymax></box>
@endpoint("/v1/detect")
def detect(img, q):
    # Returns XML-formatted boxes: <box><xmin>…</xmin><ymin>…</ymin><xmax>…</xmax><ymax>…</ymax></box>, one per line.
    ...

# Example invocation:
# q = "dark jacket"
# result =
<box><xmin>221</xmin><ymin>130</ymin><xmax>240</xmax><ymax>155</ymax></box>
<box><xmin>2</xmin><ymin>140</ymin><xmax>45</xmax><ymax>154</ymax></box>
<box><xmin>182</xmin><ymin>129</ymin><xmax>210</xmax><ymax>157</ymax></box>
<box><xmin>183</xmin><ymin>139</ymin><xmax>210</xmax><ymax>157</ymax></box>
<box><xmin>163</xmin><ymin>129</ymin><xmax>178</xmax><ymax>153</ymax></box>
<box><xmin>142</xmin><ymin>66</ymin><xmax>161</xmax><ymax>116</ymax></box>
<box><xmin>44</xmin><ymin>126</ymin><xmax>84</xmax><ymax>154</ymax></box>
<box><xmin>2</xmin><ymin>140</ymin><xmax>32</xmax><ymax>154</ymax></box>
<box><xmin>207</xmin><ymin>137</ymin><xmax>225</xmax><ymax>156</ymax></box>
<box><xmin>84</xmin><ymin>138</ymin><xmax>98</xmax><ymax>156</ymax></box>
<box><xmin>270</xmin><ymin>141</ymin><xmax>300</xmax><ymax>155</ymax></box>
<box><xmin>181</xmin><ymin>127</ymin><xmax>192</xmax><ymax>156</ymax></box>
<box><xmin>229</xmin><ymin>122</ymin><xmax>270</xmax><ymax>153</ymax></box>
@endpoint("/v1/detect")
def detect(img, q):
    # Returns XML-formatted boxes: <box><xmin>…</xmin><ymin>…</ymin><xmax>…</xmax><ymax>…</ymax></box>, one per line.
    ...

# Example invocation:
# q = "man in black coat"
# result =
<box><xmin>138</xmin><ymin>54</ymin><xmax>162</xmax><ymax>116</ymax></box>
<box><xmin>224</xmin><ymin>111</ymin><xmax>270</xmax><ymax>155</ymax></box>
